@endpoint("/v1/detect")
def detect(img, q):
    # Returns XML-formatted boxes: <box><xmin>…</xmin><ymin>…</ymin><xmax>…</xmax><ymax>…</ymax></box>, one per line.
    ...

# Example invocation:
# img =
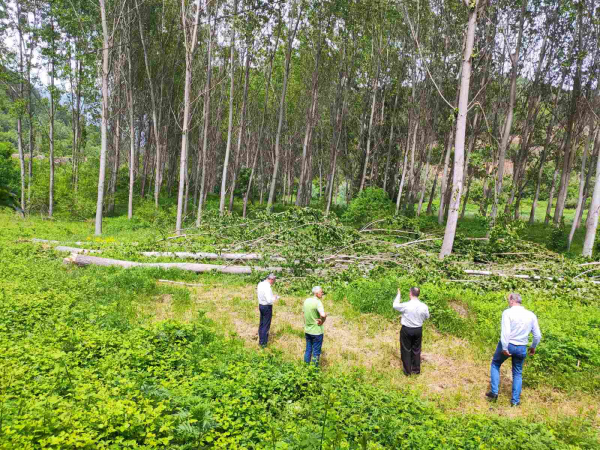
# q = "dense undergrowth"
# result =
<box><xmin>1</xmin><ymin>211</ymin><xmax>599</xmax><ymax>449</ymax></box>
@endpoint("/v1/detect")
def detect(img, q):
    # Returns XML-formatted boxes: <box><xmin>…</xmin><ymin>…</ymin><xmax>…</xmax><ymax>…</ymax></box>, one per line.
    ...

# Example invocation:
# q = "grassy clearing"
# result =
<box><xmin>148</xmin><ymin>280</ymin><xmax>599</xmax><ymax>429</ymax></box>
<box><xmin>2</xmin><ymin>202</ymin><xmax>600</xmax><ymax>448</ymax></box>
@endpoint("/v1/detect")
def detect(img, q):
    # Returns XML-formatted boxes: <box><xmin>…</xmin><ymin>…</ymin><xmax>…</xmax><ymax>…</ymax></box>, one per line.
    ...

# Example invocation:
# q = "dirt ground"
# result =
<box><xmin>142</xmin><ymin>281</ymin><xmax>599</xmax><ymax>428</ymax></box>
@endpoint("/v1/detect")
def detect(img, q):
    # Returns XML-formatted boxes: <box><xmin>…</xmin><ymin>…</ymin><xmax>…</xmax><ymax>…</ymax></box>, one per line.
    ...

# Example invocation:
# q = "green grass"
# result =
<box><xmin>1</xmin><ymin>211</ymin><xmax>598</xmax><ymax>449</ymax></box>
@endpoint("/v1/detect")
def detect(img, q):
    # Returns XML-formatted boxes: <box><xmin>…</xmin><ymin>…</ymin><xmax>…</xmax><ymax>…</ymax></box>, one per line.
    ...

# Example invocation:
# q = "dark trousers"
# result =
<box><xmin>400</xmin><ymin>326</ymin><xmax>423</xmax><ymax>375</ymax></box>
<box><xmin>258</xmin><ymin>305</ymin><xmax>272</xmax><ymax>347</ymax></box>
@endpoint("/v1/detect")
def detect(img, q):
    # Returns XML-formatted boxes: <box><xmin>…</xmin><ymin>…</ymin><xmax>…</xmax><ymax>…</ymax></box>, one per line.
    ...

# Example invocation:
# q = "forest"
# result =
<box><xmin>1</xmin><ymin>0</ymin><xmax>600</xmax><ymax>448</ymax></box>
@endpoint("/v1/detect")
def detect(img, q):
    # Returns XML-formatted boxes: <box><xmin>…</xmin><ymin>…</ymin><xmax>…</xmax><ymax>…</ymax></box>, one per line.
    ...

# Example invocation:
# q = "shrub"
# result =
<box><xmin>342</xmin><ymin>187</ymin><xmax>394</xmax><ymax>227</ymax></box>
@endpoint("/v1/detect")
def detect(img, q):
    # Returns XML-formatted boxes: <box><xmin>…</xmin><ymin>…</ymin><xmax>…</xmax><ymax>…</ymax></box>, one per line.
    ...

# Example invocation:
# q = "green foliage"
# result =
<box><xmin>342</xmin><ymin>188</ymin><xmax>394</xmax><ymax>227</ymax></box>
<box><xmin>1</xmin><ymin>211</ymin><xmax>598</xmax><ymax>449</ymax></box>
<box><xmin>0</xmin><ymin>141</ymin><xmax>19</xmax><ymax>191</ymax></box>
<box><xmin>548</xmin><ymin>221</ymin><xmax>568</xmax><ymax>252</ymax></box>
<box><xmin>0</xmin><ymin>142</ymin><xmax>21</xmax><ymax>214</ymax></box>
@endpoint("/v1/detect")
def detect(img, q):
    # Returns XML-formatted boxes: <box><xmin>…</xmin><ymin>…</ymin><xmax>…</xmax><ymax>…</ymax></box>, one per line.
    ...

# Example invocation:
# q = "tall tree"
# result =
<box><xmin>439</xmin><ymin>0</ymin><xmax>480</xmax><ymax>259</ymax></box>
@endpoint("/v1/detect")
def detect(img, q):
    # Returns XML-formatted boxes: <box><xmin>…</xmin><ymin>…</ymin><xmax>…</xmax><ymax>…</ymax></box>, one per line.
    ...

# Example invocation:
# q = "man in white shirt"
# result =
<box><xmin>257</xmin><ymin>273</ymin><xmax>279</xmax><ymax>347</ymax></box>
<box><xmin>393</xmin><ymin>286</ymin><xmax>430</xmax><ymax>375</ymax></box>
<box><xmin>486</xmin><ymin>293</ymin><xmax>542</xmax><ymax>406</ymax></box>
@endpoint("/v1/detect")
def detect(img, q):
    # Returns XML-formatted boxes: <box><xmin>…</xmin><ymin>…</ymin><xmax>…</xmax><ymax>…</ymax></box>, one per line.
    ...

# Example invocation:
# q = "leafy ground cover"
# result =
<box><xmin>1</xmin><ymin>206</ymin><xmax>599</xmax><ymax>448</ymax></box>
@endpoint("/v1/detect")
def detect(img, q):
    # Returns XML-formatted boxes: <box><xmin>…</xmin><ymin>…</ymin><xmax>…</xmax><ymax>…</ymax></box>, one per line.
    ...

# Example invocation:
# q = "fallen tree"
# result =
<box><xmin>140</xmin><ymin>251</ymin><xmax>286</xmax><ymax>261</ymax></box>
<box><xmin>63</xmin><ymin>253</ymin><xmax>283</xmax><ymax>274</ymax></box>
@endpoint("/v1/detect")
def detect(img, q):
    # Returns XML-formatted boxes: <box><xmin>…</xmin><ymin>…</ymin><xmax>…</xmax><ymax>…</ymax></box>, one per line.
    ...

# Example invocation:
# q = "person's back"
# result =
<box><xmin>487</xmin><ymin>293</ymin><xmax>541</xmax><ymax>406</ymax></box>
<box><xmin>503</xmin><ymin>305</ymin><xmax>540</xmax><ymax>346</ymax></box>
<box><xmin>304</xmin><ymin>296</ymin><xmax>324</xmax><ymax>335</ymax></box>
<box><xmin>303</xmin><ymin>287</ymin><xmax>326</xmax><ymax>365</ymax></box>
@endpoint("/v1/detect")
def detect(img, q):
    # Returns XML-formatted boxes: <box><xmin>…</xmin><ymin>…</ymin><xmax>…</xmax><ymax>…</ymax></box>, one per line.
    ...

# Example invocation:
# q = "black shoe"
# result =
<box><xmin>485</xmin><ymin>391</ymin><xmax>498</xmax><ymax>400</ymax></box>
<box><xmin>510</xmin><ymin>402</ymin><xmax>519</xmax><ymax>407</ymax></box>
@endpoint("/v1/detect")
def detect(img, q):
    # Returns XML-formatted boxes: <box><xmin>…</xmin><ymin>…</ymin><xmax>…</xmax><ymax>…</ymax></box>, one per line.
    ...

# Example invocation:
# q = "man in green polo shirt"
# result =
<box><xmin>303</xmin><ymin>286</ymin><xmax>327</xmax><ymax>366</ymax></box>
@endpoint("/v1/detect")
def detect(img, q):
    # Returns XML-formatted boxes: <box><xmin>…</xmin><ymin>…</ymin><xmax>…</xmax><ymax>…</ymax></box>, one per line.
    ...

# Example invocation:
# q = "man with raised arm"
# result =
<box><xmin>257</xmin><ymin>273</ymin><xmax>279</xmax><ymax>347</ymax></box>
<box><xmin>303</xmin><ymin>286</ymin><xmax>327</xmax><ymax>366</ymax></box>
<box><xmin>393</xmin><ymin>286</ymin><xmax>430</xmax><ymax>376</ymax></box>
<box><xmin>486</xmin><ymin>293</ymin><xmax>542</xmax><ymax>406</ymax></box>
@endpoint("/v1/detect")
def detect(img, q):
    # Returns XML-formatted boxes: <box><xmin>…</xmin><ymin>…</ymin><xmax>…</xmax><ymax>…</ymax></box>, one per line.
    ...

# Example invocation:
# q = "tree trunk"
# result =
<box><xmin>243</xmin><ymin>22</ymin><xmax>281</xmax><ymax>218</ymax></box>
<box><xmin>490</xmin><ymin>0</ymin><xmax>526</xmax><ymax>225</ymax></box>
<box><xmin>427</xmin><ymin>150</ymin><xmax>444</xmax><ymax>215</ymax></box>
<box><xmin>417</xmin><ymin>142</ymin><xmax>433</xmax><ymax>216</ymax></box>
<box><xmin>267</xmin><ymin>4</ymin><xmax>301</xmax><ymax>212</ymax></box>
<box><xmin>219</xmin><ymin>0</ymin><xmax>237</xmax><ymax>215</ymax></box>
<box><xmin>568</xmin><ymin>128</ymin><xmax>596</xmax><ymax>250</ymax></box>
<box><xmin>16</xmin><ymin>2</ymin><xmax>26</xmax><ymax>212</ymax></box>
<box><xmin>439</xmin><ymin>0</ymin><xmax>479</xmax><ymax>259</ymax></box>
<box><xmin>553</xmin><ymin>3</ymin><xmax>584</xmax><ymax>226</ymax></box>
<box><xmin>383</xmin><ymin>92</ymin><xmax>399</xmax><ymax>194</ymax></box>
<box><xmin>108</xmin><ymin>111</ymin><xmax>120</xmax><ymax>215</ymax></box>
<box><xmin>358</xmin><ymin>56</ymin><xmax>380</xmax><ymax>193</ymax></box>
<box><xmin>95</xmin><ymin>0</ymin><xmax>110</xmax><ymax>234</ymax></box>
<box><xmin>176</xmin><ymin>0</ymin><xmax>201</xmax><ymax>232</ymax></box>
<box><xmin>196</xmin><ymin>17</ymin><xmax>213</xmax><ymax>226</ymax></box>
<box><xmin>135</xmin><ymin>0</ymin><xmax>163</xmax><ymax>209</ymax></box>
<box><xmin>438</xmin><ymin>127</ymin><xmax>454</xmax><ymax>224</ymax></box>
<box><xmin>582</xmin><ymin>127</ymin><xmax>600</xmax><ymax>256</ymax></box>
<box><xmin>545</xmin><ymin>163</ymin><xmax>559</xmax><ymax>226</ymax></box>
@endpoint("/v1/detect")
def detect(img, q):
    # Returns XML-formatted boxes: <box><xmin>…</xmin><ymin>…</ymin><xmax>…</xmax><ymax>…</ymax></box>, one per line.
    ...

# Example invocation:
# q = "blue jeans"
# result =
<box><xmin>258</xmin><ymin>305</ymin><xmax>272</xmax><ymax>347</ymax></box>
<box><xmin>304</xmin><ymin>333</ymin><xmax>323</xmax><ymax>365</ymax></box>
<box><xmin>490</xmin><ymin>342</ymin><xmax>527</xmax><ymax>405</ymax></box>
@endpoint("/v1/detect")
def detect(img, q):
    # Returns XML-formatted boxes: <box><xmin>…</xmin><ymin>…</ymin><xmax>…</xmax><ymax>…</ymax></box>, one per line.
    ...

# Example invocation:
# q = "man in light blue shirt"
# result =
<box><xmin>486</xmin><ymin>293</ymin><xmax>542</xmax><ymax>406</ymax></box>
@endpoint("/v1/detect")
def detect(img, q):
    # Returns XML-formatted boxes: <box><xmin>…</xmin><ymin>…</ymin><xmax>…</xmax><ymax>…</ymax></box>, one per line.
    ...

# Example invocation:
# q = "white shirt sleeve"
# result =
<box><xmin>393</xmin><ymin>293</ymin><xmax>405</xmax><ymax>313</ymax></box>
<box><xmin>501</xmin><ymin>309</ymin><xmax>511</xmax><ymax>351</ymax></box>
<box><xmin>531</xmin><ymin>314</ymin><xmax>542</xmax><ymax>349</ymax></box>
<box><xmin>422</xmin><ymin>304</ymin><xmax>430</xmax><ymax>321</ymax></box>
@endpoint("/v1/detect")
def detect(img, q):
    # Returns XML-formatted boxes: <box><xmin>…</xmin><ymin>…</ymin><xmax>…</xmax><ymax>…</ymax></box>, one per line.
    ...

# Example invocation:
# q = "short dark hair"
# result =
<box><xmin>410</xmin><ymin>287</ymin><xmax>420</xmax><ymax>298</ymax></box>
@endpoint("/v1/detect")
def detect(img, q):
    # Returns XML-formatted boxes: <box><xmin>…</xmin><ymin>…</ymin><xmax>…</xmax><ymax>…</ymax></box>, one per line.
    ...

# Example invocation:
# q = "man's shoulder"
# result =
<box><xmin>303</xmin><ymin>296</ymin><xmax>317</xmax><ymax>306</ymax></box>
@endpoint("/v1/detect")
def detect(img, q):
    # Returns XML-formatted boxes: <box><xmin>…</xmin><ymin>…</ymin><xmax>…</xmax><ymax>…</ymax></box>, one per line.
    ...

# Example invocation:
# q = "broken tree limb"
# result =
<box><xmin>63</xmin><ymin>253</ymin><xmax>283</xmax><ymax>274</ymax></box>
<box><xmin>578</xmin><ymin>261</ymin><xmax>600</xmax><ymax>267</ymax></box>
<box><xmin>463</xmin><ymin>269</ymin><xmax>600</xmax><ymax>285</ymax></box>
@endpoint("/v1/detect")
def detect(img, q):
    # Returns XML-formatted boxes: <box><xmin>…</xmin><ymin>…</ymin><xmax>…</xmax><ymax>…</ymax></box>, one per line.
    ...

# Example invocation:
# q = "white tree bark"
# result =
<box><xmin>219</xmin><ymin>0</ymin><xmax>237</xmax><ymax>215</ymax></box>
<box><xmin>582</xmin><ymin>128</ymin><xmax>600</xmax><ymax>257</ymax></box>
<box><xmin>439</xmin><ymin>0</ymin><xmax>479</xmax><ymax>259</ymax></box>
<box><xmin>196</xmin><ymin>16</ymin><xmax>213</xmax><ymax>226</ymax></box>
<box><xmin>95</xmin><ymin>0</ymin><xmax>110</xmax><ymax>235</ymax></box>
<box><xmin>127</xmin><ymin>30</ymin><xmax>135</xmax><ymax>220</ymax></box>
<box><xmin>176</xmin><ymin>0</ymin><xmax>201</xmax><ymax>232</ymax></box>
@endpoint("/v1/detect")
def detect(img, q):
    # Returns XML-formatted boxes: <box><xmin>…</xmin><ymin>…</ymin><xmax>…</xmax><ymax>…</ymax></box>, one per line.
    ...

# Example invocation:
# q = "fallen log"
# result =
<box><xmin>157</xmin><ymin>279</ymin><xmax>205</xmax><ymax>287</ymax></box>
<box><xmin>141</xmin><ymin>251</ymin><xmax>286</xmax><ymax>262</ymax></box>
<box><xmin>33</xmin><ymin>238</ymin><xmax>86</xmax><ymax>246</ymax></box>
<box><xmin>55</xmin><ymin>246</ymin><xmax>102</xmax><ymax>254</ymax></box>
<box><xmin>63</xmin><ymin>253</ymin><xmax>283</xmax><ymax>274</ymax></box>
